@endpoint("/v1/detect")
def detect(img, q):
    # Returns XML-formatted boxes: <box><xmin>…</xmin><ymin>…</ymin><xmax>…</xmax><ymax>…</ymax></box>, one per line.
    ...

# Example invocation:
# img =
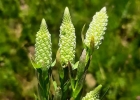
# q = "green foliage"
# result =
<box><xmin>0</xmin><ymin>0</ymin><xmax>140</xmax><ymax>100</ymax></box>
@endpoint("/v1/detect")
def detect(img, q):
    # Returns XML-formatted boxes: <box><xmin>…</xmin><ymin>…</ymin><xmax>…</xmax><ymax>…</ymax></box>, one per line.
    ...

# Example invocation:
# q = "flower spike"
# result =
<box><xmin>59</xmin><ymin>7</ymin><xmax>76</xmax><ymax>67</ymax></box>
<box><xmin>35</xmin><ymin>18</ymin><xmax>52</xmax><ymax>69</ymax></box>
<box><xmin>84</xmin><ymin>7</ymin><xmax>108</xmax><ymax>49</ymax></box>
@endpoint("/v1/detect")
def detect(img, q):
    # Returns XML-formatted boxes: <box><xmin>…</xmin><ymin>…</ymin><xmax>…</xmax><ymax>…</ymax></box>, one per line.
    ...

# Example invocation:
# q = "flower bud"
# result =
<box><xmin>84</xmin><ymin>7</ymin><xmax>108</xmax><ymax>49</ymax></box>
<box><xmin>82</xmin><ymin>85</ymin><xmax>102</xmax><ymax>100</ymax></box>
<box><xmin>59</xmin><ymin>7</ymin><xmax>76</xmax><ymax>67</ymax></box>
<box><xmin>35</xmin><ymin>18</ymin><xmax>52</xmax><ymax>69</ymax></box>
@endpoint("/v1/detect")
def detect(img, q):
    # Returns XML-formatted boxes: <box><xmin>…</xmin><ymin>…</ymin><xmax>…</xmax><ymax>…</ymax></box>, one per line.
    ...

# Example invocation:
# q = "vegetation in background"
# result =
<box><xmin>0</xmin><ymin>0</ymin><xmax>140</xmax><ymax>100</ymax></box>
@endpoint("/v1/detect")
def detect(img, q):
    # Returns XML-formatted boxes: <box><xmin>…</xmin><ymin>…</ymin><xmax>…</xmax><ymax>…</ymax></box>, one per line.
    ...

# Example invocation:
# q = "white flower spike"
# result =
<box><xmin>35</xmin><ymin>18</ymin><xmax>52</xmax><ymax>69</ymax></box>
<box><xmin>84</xmin><ymin>7</ymin><xmax>108</xmax><ymax>49</ymax></box>
<box><xmin>59</xmin><ymin>7</ymin><xmax>76</xmax><ymax>67</ymax></box>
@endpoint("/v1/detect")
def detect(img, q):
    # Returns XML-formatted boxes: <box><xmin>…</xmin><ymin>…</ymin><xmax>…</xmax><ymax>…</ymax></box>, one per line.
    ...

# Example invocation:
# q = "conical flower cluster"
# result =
<box><xmin>84</xmin><ymin>7</ymin><xmax>108</xmax><ymax>49</ymax></box>
<box><xmin>59</xmin><ymin>7</ymin><xmax>76</xmax><ymax>66</ymax></box>
<box><xmin>82</xmin><ymin>85</ymin><xmax>102</xmax><ymax>100</ymax></box>
<box><xmin>35</xmin><ymin>18</ymin><xmax>52</xmax><ymax>69</ymax></box>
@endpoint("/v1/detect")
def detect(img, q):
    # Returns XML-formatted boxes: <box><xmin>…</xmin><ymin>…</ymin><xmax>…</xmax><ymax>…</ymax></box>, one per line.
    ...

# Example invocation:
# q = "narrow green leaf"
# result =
<box><xmin>77</xmin><ymin>49</ymin><xmax>87</xmax><ymax>80</ymax></box>
<box><xmin>68</xmin><ymin>62</ymin><xmax>75</xmax><ymax>91</ymax></box>
<box><xmin>72</xmin><ymin>72</ymin><xmax>86</xmax><ymax>99</ymax></box>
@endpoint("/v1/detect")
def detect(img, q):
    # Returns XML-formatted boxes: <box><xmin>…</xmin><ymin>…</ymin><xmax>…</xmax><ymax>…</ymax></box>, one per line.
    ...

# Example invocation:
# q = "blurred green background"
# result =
<box><xmin>0</xmin><ymin>0</ymin><xmax>140</xmax><ymax>100</ymax></box>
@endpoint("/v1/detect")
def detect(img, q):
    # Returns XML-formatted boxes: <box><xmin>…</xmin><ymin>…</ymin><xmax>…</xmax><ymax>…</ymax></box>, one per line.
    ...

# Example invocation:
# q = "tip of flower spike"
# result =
<box><xmin>39</xmin><ymin>18</ymin><xmax>48</xmax><ymax>32</ymax></box>
<box><xmin>62</xmin><ymin>7</ymin><xmax>72</xmax><ymax>24</ymax></box>
<box><xmin>42</xmin><ymin>18</ymin><xmax>45</xmax><ymax>23</ymax></box>
<box><xmin>41</xmin><ymin>18</ymin><xmax>46</xmax><ymax>24</ymax></box>
<box><xmin>41</xmin><ymin>18</ymin><xmax>46</xmax><ymax>27</ymax></box>
<box><xmin>64</xmin><ymin>7</ymin><xmax>69</xmax><ymax>14</ymax></box>
<box><xmin>100</xmin><ymin>7</ymin><xmax>106</xmax><ymax>12</ymax></box>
